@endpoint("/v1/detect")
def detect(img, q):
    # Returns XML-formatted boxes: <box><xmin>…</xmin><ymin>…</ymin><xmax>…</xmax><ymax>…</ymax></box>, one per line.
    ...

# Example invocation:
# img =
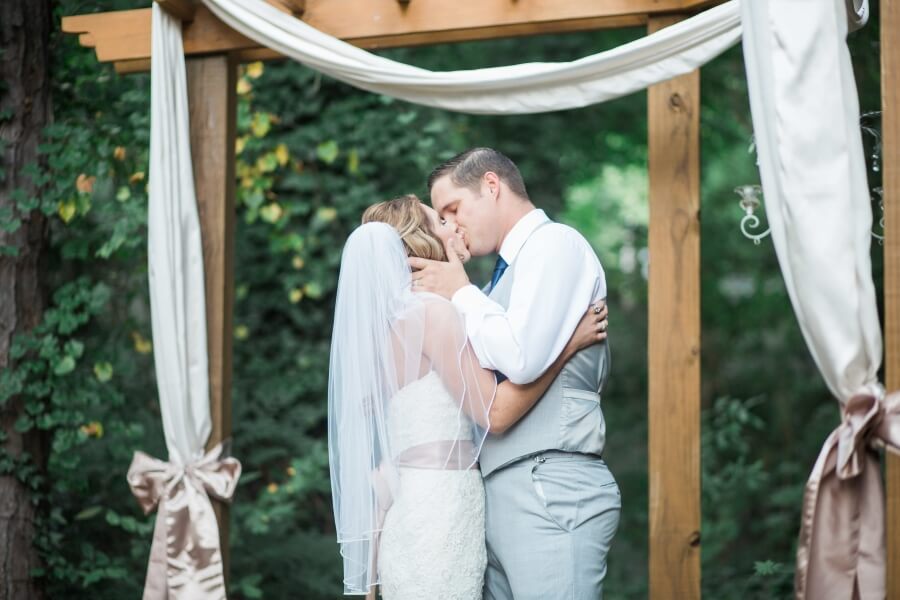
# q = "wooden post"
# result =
<box><xmin>647</xmin><ymin>14</ymin><xmax>702</xmax><ymax>600</ymax></box>
<box><xmin>186</xmin><ymin>54</ymin><xmax>237</xmax><ymax>580</ymax></box>
<box><xmin>883</xmin><ymin>0</ymin><xmax>900</xmax><ymax>596</ymax></box>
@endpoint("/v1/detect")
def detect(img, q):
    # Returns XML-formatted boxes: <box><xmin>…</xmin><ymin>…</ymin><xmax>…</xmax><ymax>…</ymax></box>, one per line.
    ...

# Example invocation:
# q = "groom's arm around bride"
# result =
<box><xmin>410</xmin><ymin>147</ymin><xmax>621</xmax><ymax>600</ymax></box>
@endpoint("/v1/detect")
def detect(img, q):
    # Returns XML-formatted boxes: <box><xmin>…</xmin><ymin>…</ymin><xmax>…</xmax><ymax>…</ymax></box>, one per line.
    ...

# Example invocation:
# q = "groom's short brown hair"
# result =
<box><xmin>427</xmin><ymin>147</ymin><xmax>529</xmax><ymax>201</ymax></box>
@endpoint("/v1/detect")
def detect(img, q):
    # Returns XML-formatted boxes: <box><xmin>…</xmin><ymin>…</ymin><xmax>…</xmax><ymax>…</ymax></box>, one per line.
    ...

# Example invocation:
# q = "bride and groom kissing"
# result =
<box><xmin>328</xmin><ymin>147</ymin><xmax>620</xmax><ymax>599</ymax></box>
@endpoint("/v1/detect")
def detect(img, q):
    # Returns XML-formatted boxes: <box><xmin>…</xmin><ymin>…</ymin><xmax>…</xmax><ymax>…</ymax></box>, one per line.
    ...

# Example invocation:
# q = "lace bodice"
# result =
<box><xmin>388</xmin><ymin>370</ymin><xmax>474</xmax><ymax>456</ymax></box>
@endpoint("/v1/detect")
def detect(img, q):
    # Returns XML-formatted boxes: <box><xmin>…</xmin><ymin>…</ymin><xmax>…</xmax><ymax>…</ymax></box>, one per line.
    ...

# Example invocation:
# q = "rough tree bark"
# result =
<box><xmin>0</xmin><ymin>1</ymin><xmax>53</xmax><ymax>599</ymax></box>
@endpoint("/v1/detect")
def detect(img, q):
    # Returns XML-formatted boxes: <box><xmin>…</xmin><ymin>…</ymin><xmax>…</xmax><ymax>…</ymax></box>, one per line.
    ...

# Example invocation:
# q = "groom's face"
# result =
<box><xmin>430</xmin><ymin>174</ymin><xmax>499</xmax><ymax>257</ymax></box>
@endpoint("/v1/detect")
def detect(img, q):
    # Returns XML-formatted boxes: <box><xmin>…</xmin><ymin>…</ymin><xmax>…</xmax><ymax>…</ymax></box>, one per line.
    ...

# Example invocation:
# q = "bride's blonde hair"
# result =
<box><xmin>361</xmin><ymin>194</ymin><xmax>447</xmax><ymax>261</ymax></box>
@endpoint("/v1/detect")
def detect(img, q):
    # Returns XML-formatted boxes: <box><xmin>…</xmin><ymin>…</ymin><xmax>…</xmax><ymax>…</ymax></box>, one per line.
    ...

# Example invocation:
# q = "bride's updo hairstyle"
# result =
<box><xmin>361</xmin><ymin>194</ymin><xmax>448</xmax><ymax>261</ymax></box>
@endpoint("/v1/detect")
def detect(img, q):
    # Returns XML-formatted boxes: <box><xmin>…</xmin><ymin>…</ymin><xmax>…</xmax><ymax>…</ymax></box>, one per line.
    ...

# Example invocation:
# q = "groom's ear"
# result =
<box><xmin>482</xmin><ymin>171</ymin><xmax>501</xmax><ymax>201</ymax></box>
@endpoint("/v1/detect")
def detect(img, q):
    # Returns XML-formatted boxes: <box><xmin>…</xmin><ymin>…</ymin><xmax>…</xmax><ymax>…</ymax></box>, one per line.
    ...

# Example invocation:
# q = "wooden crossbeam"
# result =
<box><xmin>109</xmin><ymin>13</ymin><xmax>646</xmax><ymax>74</ymax></box>
<box><xmin>62</xmin><ymin>0</ymin><xmax>721</xmax><ymax>73</ymax></box>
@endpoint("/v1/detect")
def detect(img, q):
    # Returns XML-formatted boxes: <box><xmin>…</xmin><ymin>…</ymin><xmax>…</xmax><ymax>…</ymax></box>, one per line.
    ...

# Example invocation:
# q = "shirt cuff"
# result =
<box><xmin>451</xmin><ymin>284</ymin><xmax>488</xmax><ymax>314</ymax></box>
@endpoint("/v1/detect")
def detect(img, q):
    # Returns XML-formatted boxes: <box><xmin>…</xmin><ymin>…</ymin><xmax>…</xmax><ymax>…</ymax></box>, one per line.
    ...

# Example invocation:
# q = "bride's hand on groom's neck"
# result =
<box><xmin>408</xmin><ymin>238</ymin><xmax>470</xmax><ymax>300</ymax></box>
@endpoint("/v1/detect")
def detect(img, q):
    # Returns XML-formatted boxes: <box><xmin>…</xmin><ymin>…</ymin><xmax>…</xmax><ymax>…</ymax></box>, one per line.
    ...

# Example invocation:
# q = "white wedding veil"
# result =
<box><xmin>328</xmin><ymin>222</ymin><xmax>495</xmax><ymax>595</ymax></box>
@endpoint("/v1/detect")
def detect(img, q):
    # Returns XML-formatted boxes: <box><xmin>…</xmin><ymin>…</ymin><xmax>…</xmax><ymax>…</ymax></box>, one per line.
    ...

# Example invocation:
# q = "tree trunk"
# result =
<box><xmin>0</xmin><ymin>1</ymin><xmax>53</xmax><ymax>599</ymax></box>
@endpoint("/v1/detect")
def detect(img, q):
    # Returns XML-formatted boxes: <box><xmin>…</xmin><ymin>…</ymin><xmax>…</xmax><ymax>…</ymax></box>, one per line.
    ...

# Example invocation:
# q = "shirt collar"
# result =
<box><xmin>498</xmin><ymin>209</ymin><xmax>549</xmax><ymax>264</ymax></box>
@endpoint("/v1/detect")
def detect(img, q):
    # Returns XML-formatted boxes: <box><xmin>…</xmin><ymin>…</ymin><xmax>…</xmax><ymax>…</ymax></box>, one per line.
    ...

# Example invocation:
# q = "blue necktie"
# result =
<box><xmin>489</xmin><ymin>256</ymin><xmax>509</xmax><ymax>384</ymax></box>
<box><xmin>489</xmin><ymin>256</ymin><xmax>508</xmax><ymax>292</ymax></box>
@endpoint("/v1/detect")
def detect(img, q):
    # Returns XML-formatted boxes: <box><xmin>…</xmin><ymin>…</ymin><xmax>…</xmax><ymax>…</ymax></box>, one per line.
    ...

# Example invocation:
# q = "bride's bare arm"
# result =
<box><xmin>423</xmin><ymin>298</ymin><xmax>608</xmax><ymax>432</ymax></box>
<box><xmin>422</xmin><ymin>299</ymin><xmax>498</xmax><ymax>430</ymax></box>
<box><xmin>489</xmin><ymin>302</ymin><xmax>608</xmax><ymax>433</ymax></box>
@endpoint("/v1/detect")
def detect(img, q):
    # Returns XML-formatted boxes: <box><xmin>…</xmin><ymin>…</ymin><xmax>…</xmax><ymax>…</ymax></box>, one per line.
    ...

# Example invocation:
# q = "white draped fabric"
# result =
<box><xmin>742</xmin><ymin>0</ymin><xmax>881</xmax><ymax>405</ymax></box>
<box><xmin>147</xmin><ymin>3</ymin><xmax>212</xmax><ymax>474</ymax></box>
<box><xmin>201</xmin><ymin>0</ymin><xmax>742</xmax><ymax>115</ymax></box>
<box><xmin>742</xmin><ymin>1</ymin><xmax>896</xmax><ymax>598</ymax></box>
<box><xmin>148</xmin><ymin>4</ymin><xmax>212</xmax><ymax>467</ymax></box>
<box><xmin>127</xmin><ymin>6</ymin><xmax>241</xmax><ymax>600</ymax></box>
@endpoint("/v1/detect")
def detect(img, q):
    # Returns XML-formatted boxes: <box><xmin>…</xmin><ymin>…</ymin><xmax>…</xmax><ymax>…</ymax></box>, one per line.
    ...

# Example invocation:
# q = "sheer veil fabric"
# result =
<box><xmin>328</xmin><ymin>223</ymin><xmax>496</xmax><ymax>594</ymax></box>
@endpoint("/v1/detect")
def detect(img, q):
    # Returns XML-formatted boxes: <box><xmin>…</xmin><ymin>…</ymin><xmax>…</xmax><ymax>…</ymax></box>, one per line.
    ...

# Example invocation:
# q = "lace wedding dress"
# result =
<box><xmin>377</xmin><ymin>370</ymin><xmax>487</xmax><ymax>600</ymax></box>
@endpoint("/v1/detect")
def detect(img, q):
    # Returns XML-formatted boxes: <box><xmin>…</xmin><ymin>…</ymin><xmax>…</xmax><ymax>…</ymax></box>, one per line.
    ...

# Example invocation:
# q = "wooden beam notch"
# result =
<box><xmin>156</xmin><ymin>0</ymin><xmax>196</xmax><ymax>21</ymax></box>
<box><xmin>269</xmin><ymin>0</ymin><xmax>306</xmax><ymax>16</ymax></box>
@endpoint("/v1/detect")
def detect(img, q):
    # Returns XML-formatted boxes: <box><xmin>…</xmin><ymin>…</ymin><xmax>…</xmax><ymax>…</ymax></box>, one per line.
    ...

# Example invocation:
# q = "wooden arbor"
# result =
<box><xmin>61</xmin><ymin>1</ymin><xmax>900</xmax><ymax>598</ymax></box>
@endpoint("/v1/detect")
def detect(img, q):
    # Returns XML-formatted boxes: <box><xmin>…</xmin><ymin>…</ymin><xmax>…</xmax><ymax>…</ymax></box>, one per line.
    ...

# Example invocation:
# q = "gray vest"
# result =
<box><xmin>479</xmin><ymin>226</ymin><xmax>610</xmax><ymax>476</ymax></box>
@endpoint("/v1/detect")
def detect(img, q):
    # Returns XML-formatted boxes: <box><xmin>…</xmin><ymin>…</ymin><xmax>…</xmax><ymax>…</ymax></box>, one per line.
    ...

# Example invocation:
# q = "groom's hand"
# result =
<box><xmin>408</xmin><ymin>238</ymin><xmax>470</xmax><ymax>300</ymax></box>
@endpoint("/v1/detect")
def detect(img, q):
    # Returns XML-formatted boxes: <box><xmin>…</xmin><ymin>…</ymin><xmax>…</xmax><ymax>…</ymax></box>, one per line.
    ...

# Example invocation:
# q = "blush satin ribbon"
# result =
<box><xmin>127</xmin><ymin>442</ymin><xmax>242</xmax><ymax>600</ymax></box>
<box><xmin>795</xmin><ymin>390</ymin><xmax>900</xmax><ymax>600</ymax></box>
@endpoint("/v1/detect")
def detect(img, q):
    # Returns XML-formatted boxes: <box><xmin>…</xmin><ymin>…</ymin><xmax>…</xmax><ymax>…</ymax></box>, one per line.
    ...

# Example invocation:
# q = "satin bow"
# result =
<box><xmin>127</xmin><ymin>442</ymin><xmax>242</xmax><ymax>600</ymax></box>
<box><xmin>795</xmin><ymin>390</ymin><xmax>900</xmax><ymax>600</ymax></box>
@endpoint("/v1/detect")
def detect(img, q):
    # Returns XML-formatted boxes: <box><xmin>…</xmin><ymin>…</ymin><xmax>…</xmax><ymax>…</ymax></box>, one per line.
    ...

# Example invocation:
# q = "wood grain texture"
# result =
<box><xmin>0</xmin><ymin>1</ymin><xmax>52</xmax><ymax>598</ymax></box>
<box><xmin>186</xmin><ymin>54</ymin><xmax>237</xmax><ymax>583</ymax></box>
<box><xmin>268</xmin><ymin>0</ymin><xmax>306</xmax><ymax>15</ymax></box>
<box><xmin>647</xmin><ymin>14</ymin><xmax>702</xmax><ymax>600</ymax></box>
<box><xmin>109</xmin><ymin>13</ymin><xmax>644</xmax><ymax>74</ymax></box>
<box><xmin>156</xmin><ymin>0</ymin><xmax>196</xmax><ymax>21</ymax></box>
<box><xmin>882</xmin><ymin>1</ymin><xmax>900</xmax><ymax>597</ymax></box>
<box><xmin>61</xmin><ymin>0</ymin><xmax>724</xmax><ymax>67</ymax></box>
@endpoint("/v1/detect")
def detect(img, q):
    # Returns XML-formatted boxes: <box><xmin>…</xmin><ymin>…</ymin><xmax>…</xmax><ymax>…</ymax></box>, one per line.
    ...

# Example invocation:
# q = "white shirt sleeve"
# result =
<box><xmin>451</xmin><ymin>225</ymin><xmax>605</xmax><ymax>385</ymax></box>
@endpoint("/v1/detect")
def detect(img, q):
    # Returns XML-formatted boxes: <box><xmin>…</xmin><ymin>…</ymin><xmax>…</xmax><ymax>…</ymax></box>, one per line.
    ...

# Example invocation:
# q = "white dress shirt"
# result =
<box><xmin>451</xmin><ymin>209</ymin><xmax>606</xmax><ymax>385</ymax></box>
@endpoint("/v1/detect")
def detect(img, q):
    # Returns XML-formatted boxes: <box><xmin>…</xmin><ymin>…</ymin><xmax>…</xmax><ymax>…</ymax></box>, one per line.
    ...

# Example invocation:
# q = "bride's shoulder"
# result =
<box><xmin>415</xmin><ymin>291</ymin><xmax>453</xmax><ymax>307</ymax></box>
<box><xmin>416</xmin><ymin>293</ymin><xmax>463</xmax><ymax>324</ymax></box>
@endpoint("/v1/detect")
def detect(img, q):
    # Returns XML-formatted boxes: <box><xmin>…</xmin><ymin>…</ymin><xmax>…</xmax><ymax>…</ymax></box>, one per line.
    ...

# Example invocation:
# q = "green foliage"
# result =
<box><xmin>700</xmin><ymin>397</ymin><xmax>801</xmax><ymax>599</ymax></box>
<box><xmin>0</xmin><ymin>3</ymin><xmax>158</xmax><ymax>597</ymax></box>
<box><xmin>1</xmin><ymin>1</ymin><xmax>883</xmax><ymax>598</ymax></box>
<box><xmin>0</xmin><ymin>276</ymin><xmax>152</xmax><ymax>595</ymax></box>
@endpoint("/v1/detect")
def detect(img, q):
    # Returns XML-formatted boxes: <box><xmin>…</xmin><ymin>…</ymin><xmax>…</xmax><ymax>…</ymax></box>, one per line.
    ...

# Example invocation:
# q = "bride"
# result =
<box><xmin>329</xmin><ymin>195</ymin><xmax>608</xmax><ymax>598</ymax></box>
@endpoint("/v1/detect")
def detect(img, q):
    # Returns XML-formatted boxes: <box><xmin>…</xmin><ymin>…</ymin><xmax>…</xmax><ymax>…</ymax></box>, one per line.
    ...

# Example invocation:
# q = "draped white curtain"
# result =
<box><xmin>741</xmin><ymin>1</ymin><xmax>898</xmax><ymax>598</ymax></box>
<box><xmin>742</xmin><ymin>0</ymin><xmax>881</xmax><ymax>405</ymax></box>
<box><xmin>202</xmin><ymin>0</ymin><xmax>742</xmax><ymax>114</ymax></box>
<box><xmin>148</xmin><ymin>4</ymin><xmax>212</xmax><ymax>467</ymax></box>
<box><xmin>126</xmin><ymin>6</ymin><xmax>240</xmax><ymax>600</ymax></box>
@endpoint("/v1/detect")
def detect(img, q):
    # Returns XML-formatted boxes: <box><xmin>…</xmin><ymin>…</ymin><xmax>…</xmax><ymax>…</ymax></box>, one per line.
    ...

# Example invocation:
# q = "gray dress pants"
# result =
<box><xmin>482</xmin><ymin>452</ymin><xmax>620</xmax><ymax>600</ymax></box>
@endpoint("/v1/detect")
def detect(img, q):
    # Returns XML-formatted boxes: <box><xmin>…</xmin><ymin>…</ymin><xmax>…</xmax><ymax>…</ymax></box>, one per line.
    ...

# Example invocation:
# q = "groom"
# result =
<box><xmin>409</xmin><ymin>147</ymin><xmax>620</xmax><ymax>599</ymax></box>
